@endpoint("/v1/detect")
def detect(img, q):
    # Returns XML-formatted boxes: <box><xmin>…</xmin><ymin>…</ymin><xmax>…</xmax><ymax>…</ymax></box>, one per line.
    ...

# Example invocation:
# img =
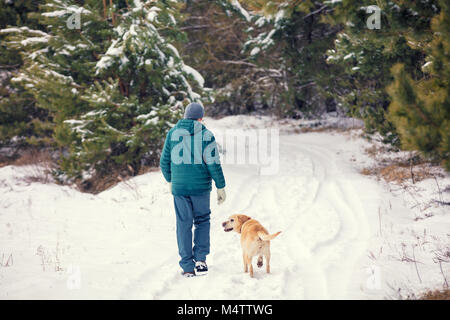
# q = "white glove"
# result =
<box><xmin>217</xmin><ymin>188</ymin><xmax>226</xmax><ymax>205</ymax></box>
<box><xmin>168</xmin><ymin>182</ymin><xmax>172</xmax><ymax>194</ymax></box>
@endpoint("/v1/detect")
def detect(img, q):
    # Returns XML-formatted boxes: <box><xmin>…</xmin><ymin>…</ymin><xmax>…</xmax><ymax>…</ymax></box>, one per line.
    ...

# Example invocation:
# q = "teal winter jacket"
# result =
<box><xmin>159</xmin><ymin>119</ymin><xmax>226</xmax><ymax>196</ymax></box>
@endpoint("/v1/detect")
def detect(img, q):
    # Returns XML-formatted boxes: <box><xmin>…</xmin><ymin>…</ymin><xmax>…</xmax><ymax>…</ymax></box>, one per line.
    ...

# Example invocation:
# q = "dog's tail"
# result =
<box><xmin>258</xmin><ymin>231</ymin><xmax>282</xmax><ymax>241</ymax></box>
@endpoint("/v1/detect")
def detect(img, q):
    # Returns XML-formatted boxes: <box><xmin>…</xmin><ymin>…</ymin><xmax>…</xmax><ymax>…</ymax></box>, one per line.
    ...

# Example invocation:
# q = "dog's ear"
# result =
<box><xmin>238</xmin><ymin>215</ymin><xmax>251</xmax><ymax>223</ymax></box>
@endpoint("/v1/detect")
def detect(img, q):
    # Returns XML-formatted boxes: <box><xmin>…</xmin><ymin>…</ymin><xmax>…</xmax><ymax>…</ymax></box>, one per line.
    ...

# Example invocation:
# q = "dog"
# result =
<box><xmin>222</xmin><ymin>214</ymin><xmax>281</xmax><ymax>278</ymax></box>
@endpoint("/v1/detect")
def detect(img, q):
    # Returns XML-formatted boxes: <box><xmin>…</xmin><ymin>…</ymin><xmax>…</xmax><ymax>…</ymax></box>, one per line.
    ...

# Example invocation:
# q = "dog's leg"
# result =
<box><xmin>243</xmin><ymin>253</ymin><xmax>248</xmax><ymax>273</ymax></box>
<box><xmin>265</xmin><ymin>251</ymin><xmax>271</xmax><ymax>274</ymax></box>
<box><xmin>246</xmin><ymin>256</ymin><xmax>254</xmax><ymax>278</ymax></box>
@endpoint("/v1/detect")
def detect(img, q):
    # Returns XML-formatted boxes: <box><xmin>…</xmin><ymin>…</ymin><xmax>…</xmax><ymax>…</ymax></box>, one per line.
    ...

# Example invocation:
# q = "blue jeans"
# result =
<box><xmin>173</xmin><ymin>193</ymin><xmax>211</xmax><ymax>272</ymax></box>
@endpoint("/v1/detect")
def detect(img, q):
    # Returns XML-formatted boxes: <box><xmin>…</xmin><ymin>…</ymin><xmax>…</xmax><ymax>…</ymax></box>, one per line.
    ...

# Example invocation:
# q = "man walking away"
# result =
<box><xmin>159</xmin><ymin>102</ymin><xmax>226</xmax><ymax>277</ymax></box>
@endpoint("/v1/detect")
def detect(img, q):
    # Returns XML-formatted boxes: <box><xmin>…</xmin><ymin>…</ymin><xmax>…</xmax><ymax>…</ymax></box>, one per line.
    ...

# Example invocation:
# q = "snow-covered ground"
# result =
<box><xmin>0</xmin><ymin>115</ymin><xmax>448</xmax><ymax>299</ymax></box>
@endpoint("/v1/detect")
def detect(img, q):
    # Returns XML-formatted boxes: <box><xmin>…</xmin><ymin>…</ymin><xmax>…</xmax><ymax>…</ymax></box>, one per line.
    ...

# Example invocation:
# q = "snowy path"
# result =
<box><xmin>127</xmin><ymin>132</ymin><xmax>374</xmax><ymax>300</ymax></box>
<box><xmin>5</xmin><ymin>116</ymin><xmax>445</xmax><ymax>299</ymax></box>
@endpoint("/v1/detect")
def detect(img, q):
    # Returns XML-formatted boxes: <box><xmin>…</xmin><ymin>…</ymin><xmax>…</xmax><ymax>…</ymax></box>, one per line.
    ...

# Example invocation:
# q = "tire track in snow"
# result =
<box><xmin>278</xmin><ymin>141</ymin><xmax>336</xmax><ymax>298</ymax></box>
<box><xmin>120</xmin><ymin>133</ymin><xmax>371</xmax><ymax>299</ymax></box>
<box><xmin>285</xmin><ymin>139</ymin><xmax>371</xmax><ymax>298</ymax></box>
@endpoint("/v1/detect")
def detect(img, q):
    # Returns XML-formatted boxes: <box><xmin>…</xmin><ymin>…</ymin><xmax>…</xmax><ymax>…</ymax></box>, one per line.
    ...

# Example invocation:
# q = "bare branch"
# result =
<box><xmin>304</xmin><ymin>5</ymin><xmax>328</xmax><ymax>19</ymax></box>
<box><xmin>221</xmin><ymin>60</ymin><xmax>258</xmax><ymax>68</ymax></box>
<box><xmin>179</xmin><ymin>25</ymin><xmax>211</xmax><ymax>31</ymax></box>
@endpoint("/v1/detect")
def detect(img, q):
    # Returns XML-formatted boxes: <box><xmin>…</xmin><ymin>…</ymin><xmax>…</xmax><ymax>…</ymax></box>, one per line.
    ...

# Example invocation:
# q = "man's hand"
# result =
<box><xmin>217</xmin><ymin>188</ymin><xmax>226</xmax><ymax>205</ymax></box>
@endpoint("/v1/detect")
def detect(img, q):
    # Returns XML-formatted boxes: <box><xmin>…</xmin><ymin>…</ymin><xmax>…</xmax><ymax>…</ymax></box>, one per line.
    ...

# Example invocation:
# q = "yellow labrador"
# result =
<box><xmin>222</xmin><ymin>214</ymin><xmax>281</xmax><ymax>278</ymax></box>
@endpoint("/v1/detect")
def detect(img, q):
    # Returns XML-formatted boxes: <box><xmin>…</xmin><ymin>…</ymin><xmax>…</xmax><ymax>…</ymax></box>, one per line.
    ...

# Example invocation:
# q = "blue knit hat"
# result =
<box><xmin>184</xmin><ymin>102</ymin><xmax>204</xmax><ymax>120</ymax></box>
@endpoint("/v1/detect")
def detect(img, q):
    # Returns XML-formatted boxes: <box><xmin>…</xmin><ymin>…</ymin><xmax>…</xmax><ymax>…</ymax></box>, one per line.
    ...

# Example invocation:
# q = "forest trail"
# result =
<box><xmin>118</xmin><ymin>120</ymin><xmax>375</xmax><ymax>299</ymax></box>
<box><xmin>0</xmin><ymin>116</ymin><xmax>387</xmax><ymax>299</ymax></box>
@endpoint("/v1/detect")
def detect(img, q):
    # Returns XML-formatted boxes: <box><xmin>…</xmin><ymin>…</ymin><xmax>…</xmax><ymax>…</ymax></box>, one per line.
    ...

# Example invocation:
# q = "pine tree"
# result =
<box><xmin>388</xmin><ymin>0</ymin><xmax>450</xmax><ymax>169</ymax></box>
<box><xmin>3</xmin><ymin>0</ymin><xmax>207</xmax><ymax>182</ymax></box>
<box><xmin>326</xmin><ymin>0</ymin><xmax>439</xmax><ymax>148</ymax></box>
<box><xmin>0</xmin><ymin>0</ymin><xmax>52</xmax><ymax>149</ymax></box>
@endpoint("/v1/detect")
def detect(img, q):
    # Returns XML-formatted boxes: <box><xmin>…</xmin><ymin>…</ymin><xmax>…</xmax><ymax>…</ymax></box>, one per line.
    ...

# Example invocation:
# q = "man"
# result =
<box><xmin>159</xmin><ymin>102</ymin><xmax>226</xmax><ymax>277</ymax></box>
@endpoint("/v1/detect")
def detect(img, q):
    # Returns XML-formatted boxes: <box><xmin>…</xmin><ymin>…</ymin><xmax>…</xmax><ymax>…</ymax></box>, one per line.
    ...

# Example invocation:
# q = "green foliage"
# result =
<box><xmin>0</xmin><ymin>0</ymin><xmax>42</xmax><ymax>66</ymax></box>
<box><xmin>2</xmin><ymin>0</ymin><xmax>205</xmax><ymax>179</ymax></box>
<box><xmin>0</xmin><ymin>0</ymin><xmax>51</xmax><ymax>148</ymax></box>
<box><xmin>388</xmin><ymin>0</ymin><xmax>450</xmax><ymax>169</ymax></box>
<box><xmin>1</xmin><ymin>0</ymin><xmax>449</xmax><ymax>175</ymax></box>
<box><xmin>0</xmin><ymin>86</ymin><xmax>53</xmax><ymax>147</ymax></box>
<box><xmin>363</xmin><ymin>106</ymin><xmax>400</xmax><ymax>148</ymax></box>
<box><xmin>325</xmin><ymin>0</ymin><xmax>440</xmax><ymax>149</ymax></box>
